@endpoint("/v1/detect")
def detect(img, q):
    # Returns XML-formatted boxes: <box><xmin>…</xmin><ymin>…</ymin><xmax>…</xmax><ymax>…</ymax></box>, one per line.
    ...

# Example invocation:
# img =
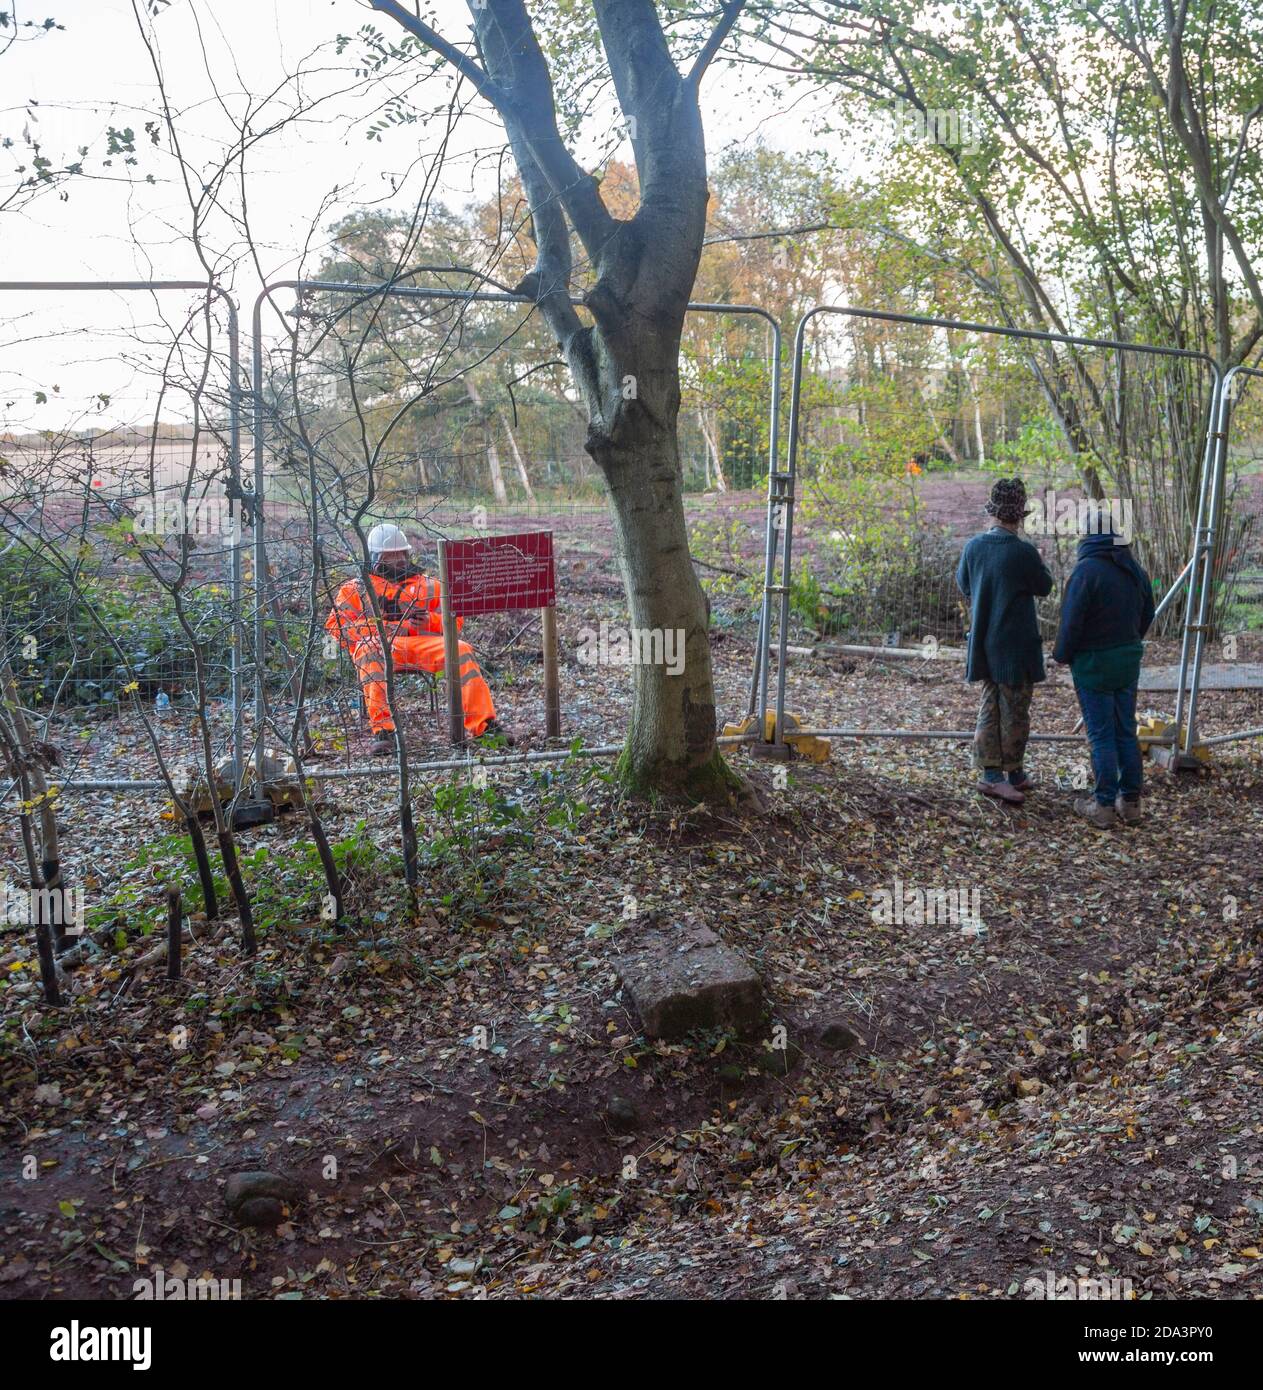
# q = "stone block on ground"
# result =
<box><xmin>615</xmin><ymin>923</ymin><xmax>762</xmax><ymax>1040</ymax></box>
<box><xmin>224</xmin><ymin>1170</ymin><xmax>299</xmax><ymax>1228</ymax></box>
<box><xmin>819</xmin><ymin>1020</ymin><xmax>861</xmax><ymax>1052</ymax></box>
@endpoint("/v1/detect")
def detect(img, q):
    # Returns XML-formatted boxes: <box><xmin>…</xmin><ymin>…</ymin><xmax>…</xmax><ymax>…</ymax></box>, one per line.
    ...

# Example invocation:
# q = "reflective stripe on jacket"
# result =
<box><xmin>325</xmin><ymin>571</ymin><xmax>460</xmax><ymax>648</ymax></box>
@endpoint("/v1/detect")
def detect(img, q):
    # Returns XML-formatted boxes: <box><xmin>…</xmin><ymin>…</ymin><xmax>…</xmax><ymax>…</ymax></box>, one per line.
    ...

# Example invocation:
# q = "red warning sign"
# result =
<box><xmin>442</xmin><ymin>531</ymin><xmax>556</xmax><ymax>616</ymax></box>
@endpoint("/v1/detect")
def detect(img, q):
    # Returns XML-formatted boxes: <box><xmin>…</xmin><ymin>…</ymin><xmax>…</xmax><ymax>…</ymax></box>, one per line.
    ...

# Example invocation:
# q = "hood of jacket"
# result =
<box><xmin>1076</xmin><ymin>528</ymin><xmax>1146</xmax><ymax>587</ymax></box>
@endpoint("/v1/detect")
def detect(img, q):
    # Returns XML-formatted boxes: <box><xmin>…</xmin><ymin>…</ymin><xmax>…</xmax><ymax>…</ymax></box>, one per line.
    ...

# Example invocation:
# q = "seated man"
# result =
<box><xmin>326</xmin><ymin>523</ymin><xmax>506</xmax><ymax>754</ymax></box>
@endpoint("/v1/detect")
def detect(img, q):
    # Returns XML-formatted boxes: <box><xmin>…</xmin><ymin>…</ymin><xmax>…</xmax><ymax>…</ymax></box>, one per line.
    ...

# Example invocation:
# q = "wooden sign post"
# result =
<box><xmin>436</xmin><ymin>539</ymin><xmax>464</xmax><ymax>745</ymax></box>
<box><xmin>440</xmin><ymin>531</ymin><xmax>560</xmax><ymax>745</ymax></box>
<box><xmin>540</xmin><ymin>605</ymin><xmax>560</xmax><ymax>738</ymax></box>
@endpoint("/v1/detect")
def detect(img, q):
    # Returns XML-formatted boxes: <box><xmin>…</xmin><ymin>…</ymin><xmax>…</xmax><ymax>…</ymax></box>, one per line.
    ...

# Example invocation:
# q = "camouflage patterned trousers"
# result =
<box><xmin>974</xmin><ymin>680</ymin><xmax>1033</xmax><ymax>772</ymax></box>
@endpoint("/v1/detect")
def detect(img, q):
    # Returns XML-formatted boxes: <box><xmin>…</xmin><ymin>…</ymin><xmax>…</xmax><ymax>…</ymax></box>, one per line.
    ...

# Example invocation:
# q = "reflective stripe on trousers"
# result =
<box><xmin>351</xmin><ymin>632</ymin><xmax>495</xmax><ymax>735</ymax></box>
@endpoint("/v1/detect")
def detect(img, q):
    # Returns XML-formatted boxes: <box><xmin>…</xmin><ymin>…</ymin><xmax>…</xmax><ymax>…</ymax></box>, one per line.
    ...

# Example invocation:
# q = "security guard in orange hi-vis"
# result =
<box><xmin>325</xmin><ymin>524</ymin><xmax>510</xmax><ymax>755</ymax></box>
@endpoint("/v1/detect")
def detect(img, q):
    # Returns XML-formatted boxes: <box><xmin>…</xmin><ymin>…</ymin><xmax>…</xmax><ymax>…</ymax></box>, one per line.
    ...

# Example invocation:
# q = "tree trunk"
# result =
<box><xmin>484</xmin><ymin>437</ymin><xmax>508</xmax><ymax>505</ymax></box>
<box><xmin>698</xmin><ymin>408</ymin><xmax>727</xmax><ymax>491</ymax></box>
<box><xmin>963</xmin><ymin>369</ymin><xmax>986</xmax><ymax>466</ymax></box>
<box><xmin>185</xmin><ymin>814</ymin><xmax>220</xmax><ymax>920</ymax></box>
<box><xmin>499</xmin><ymin>409</ymin><xmax>536</xmax><ymax>500</ymax></box>
<box><xmin>374</xmin><ymin>0</ymin><xmax>750</xmax><ymax>800</ymax></box>
<box><xmin>927</xmin><ymin>400</ymin><xmax>961</xmax><ymax>466</ymax></box>
<box><xmin>466</xmin><ymin>378</ymin><xmax>508</xmax><ymax>504</ymax></box>
<box><xmin>589</xmin><ymin>394</ymin><xmax>737</xmax><ymax>800</ymax></box>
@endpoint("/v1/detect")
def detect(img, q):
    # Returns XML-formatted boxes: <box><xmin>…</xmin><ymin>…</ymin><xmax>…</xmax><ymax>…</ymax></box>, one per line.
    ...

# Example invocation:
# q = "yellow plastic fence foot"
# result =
<box><xmin>722</xmin><ymin>711</ymin><xmax>832</xmax><ymax>764</ymax></box>
<box><xmin>1137</xmin><ymin>716</ymin><xmax>1211</xmax><ymax>769</ymax></box>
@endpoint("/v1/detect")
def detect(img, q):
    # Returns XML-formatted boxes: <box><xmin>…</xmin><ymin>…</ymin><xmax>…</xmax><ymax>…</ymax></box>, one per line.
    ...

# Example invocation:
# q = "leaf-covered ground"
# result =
<box><xmin>3</xmin><ymin>500</ymin><xmax>1263</xmax><ymax>1300</ymax></box>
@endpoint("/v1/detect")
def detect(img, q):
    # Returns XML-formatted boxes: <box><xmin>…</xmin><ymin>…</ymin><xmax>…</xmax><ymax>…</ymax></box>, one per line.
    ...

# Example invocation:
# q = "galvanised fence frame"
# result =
<box><xmin>4</xmin><ymin>280</ymin><xmax>1245</xmax><ymax>789</ymax></box>
<box><xmin>1192</xmin><ymin>364</ymin><xmax>1263</xmax><ymax>751</ymax></box>
<box><xmin>247</xmin><ymin>271</ymin><xmax>781</xmax><ymax>784</ymax></box>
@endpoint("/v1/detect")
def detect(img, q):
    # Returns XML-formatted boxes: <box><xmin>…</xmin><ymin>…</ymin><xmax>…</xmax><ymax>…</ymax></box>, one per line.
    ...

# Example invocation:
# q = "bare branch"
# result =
<box><xmin>366</xmin><ymin>0</ymin><xmax>501</xmax><ymax>104</ymax></box>
<box><xmin>686</xmin><ymin>0</ymin><xmax>746</xmax><ymax>88</ymax></box>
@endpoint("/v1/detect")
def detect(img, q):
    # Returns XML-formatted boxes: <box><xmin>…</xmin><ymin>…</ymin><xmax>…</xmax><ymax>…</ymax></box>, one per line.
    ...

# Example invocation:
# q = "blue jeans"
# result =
<box><xmin>1075</xmin><ymin>682</ymin><xmax>1143</xmax><ymax>805</ymax></box>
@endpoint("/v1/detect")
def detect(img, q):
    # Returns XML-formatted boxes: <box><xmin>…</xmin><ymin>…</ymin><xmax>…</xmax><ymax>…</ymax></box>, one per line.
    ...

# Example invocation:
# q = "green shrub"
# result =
<box><xmin>688</xmin><ymin>514</ymin><xmax>761</xmax><ymax>608</ymax></box>
<box><xmin>800</xmin><ymin>477</ymin><xmax>964</xmax><ymax>643</ymax></box>
<box><xmin>0</xmin><ymin>548</ymin><xmax>234</xmax><ymax>707</ymax></box>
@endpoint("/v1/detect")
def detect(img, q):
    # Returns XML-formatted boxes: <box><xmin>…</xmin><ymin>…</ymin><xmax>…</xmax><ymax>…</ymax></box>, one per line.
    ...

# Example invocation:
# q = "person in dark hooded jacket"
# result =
<box><xmin>1052</xmin><ymin>509</ymin><xmax>1156</xmax><ymax>829</ymax></box>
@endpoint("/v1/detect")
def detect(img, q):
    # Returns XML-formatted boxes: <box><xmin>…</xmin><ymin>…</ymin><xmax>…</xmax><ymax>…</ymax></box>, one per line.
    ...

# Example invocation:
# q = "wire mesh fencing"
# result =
<box><xmin>1190</xmin><ymin>364</ymin><xmax>1263</xmax><ymax>746</ymax></box>
<box><xmin>1218</xmin><ymin>368</ymin><xmax>1263</xmax><ymax>634</ymax></box>
<box><xmin>5</xmin><ymin>277</ymin><xmax>1255</xmax><ymax>798</ymax></box>
<box><xmin>0</xmin><ymin>275</ymin><xmax>781</xmax><ymax>795</ymax></box>
<box><xmin>754</xmin><ymin>304</ymin><xmax>1225</xmax><ymax>742</ymax></box>
<box><xmin>0</xmin><ymin>283</ymin><xmax>246</xmax><ymax>792</ymax></box>
<box><xmin>783</xmin><ymin>311</ymin><xmax>1220</xmax><ymax>649</ymax></box>
<box><xmin>244</xmin><ymin>276</ymin><xmax>782</xmax><ymax>773</ymax></box>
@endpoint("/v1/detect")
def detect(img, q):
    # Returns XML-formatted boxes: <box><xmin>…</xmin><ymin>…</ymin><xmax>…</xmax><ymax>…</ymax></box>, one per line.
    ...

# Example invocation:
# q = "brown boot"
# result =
<box><xmin>1115</xmin><ymin>795</ymin><xmax>1142</xmax><ymax>825</ymax></box>
<box><xmin>370</xmin><ymin>731</ymin><xmax>396</xmax><ymax>757</ymax></box>
<box><xmin>977</xmin><ymin>778</ymin><xmax>1025</xmax><ymax>805</ymax></box>
<box><xmin>1075</xmin><ymin>796</ymin><xmax>1116</xmax><ymax>830</ymax></box>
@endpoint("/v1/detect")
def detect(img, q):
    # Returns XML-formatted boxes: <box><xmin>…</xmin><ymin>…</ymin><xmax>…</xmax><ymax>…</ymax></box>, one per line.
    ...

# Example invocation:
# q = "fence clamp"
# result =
<box><xmin>226</xmin><ymin>477</ymin><xmax>256</xmax><ymax>528</ymax></box>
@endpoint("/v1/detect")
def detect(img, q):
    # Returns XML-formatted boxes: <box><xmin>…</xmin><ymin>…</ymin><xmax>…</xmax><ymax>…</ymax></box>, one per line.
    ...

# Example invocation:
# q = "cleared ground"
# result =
<box><xmin>2</xmin><ymin>488</ymin><xmax>1262</xmax><ymax>1300</ymax></box>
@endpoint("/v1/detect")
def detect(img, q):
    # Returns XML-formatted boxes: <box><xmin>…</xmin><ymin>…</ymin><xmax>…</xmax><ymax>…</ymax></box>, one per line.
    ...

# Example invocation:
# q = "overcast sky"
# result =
<box><xmin>3</xmin><ymin>0</ymin><xmax>833</xmax><ymax>431</ymax></box>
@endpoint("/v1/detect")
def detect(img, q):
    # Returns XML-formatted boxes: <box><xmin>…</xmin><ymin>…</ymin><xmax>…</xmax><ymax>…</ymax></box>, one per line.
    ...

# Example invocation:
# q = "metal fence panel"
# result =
<box><xmin>759</xmin><ymin>303</ymin><xmax>1225</xmax><ymax>754</ymax></box>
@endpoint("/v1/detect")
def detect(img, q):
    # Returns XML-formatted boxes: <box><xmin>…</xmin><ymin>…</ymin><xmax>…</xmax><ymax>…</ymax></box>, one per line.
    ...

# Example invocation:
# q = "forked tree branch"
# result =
<box><xmin>367</xmin><ymin>0</ymin><xmax>502</xmax><ymax>104</ymax></box>
<box><xmin>371</xmin><ymin>0</ymin><xmax>617</xmax><ymax>270</ymax></box>
<box><xmin>686</xmin><ymin>0</ymin><xmax>746</xmax><ymax>87</ymax></box>
<box><xmin>475</xmin><ymin>0</ymin><xmax>615</xmax><ymax>261</ymax></box>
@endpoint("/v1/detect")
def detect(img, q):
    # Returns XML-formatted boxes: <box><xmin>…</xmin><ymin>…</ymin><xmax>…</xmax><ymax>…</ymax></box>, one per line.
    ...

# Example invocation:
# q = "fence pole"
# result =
<box><xmin>437</xmin><ymin>540</ymin><xmax>465</xmax><ymax>745</ymax></box>
<box><xmin>250</xmin><ymin>288</ymin><xmax>269</xmax><ymax>788</ymax></box>
<box><xmin>1170</xmin><ymin>374</ymin><xmax>1224</xmax><ymax>756</ymax></box>
<box><xmin>1179</xmin><ymin>363</ymin><xmax>1263</xmax><ymax>753</ymax></box>
<box><xmin>541</xmin><ymin>604</ymin><xmax>561</xmax><ymax>737</ymax></box>
<box><xmin>746</xmin><ymin>317</ymin><xmax>783</xmax><ymax>722</ymax></box>
<box><xmin>223</xmin><ymin>297</ymin><xmax>245</xmax><ymax>787</ymax></box>
<box><xmin>1179</xmin><ymin>378</ymin><xmax>1231</xmax><ymax>754</ymax></box>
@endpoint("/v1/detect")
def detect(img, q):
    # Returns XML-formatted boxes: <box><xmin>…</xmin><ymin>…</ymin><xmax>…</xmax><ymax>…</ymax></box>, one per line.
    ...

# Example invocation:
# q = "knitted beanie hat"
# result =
<box><xmin>985</xmin><ymin>477</ymin><xmax>1029</xmax><ymax>524</ymax></box>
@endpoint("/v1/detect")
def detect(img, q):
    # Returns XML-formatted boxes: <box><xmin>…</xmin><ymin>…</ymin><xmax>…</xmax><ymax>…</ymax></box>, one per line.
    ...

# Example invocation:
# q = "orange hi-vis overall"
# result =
<box><xmin>325</xmin><ymin>570</ymin><xmax>496</xmax><ymax>737</ymax></box>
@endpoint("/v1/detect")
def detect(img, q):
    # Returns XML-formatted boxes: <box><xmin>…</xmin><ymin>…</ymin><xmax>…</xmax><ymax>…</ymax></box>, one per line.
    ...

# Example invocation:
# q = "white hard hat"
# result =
<box><xmin>367</xmin><ymin>523</ymin><xmax>410</xmax><ymax>557</ymax></box>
